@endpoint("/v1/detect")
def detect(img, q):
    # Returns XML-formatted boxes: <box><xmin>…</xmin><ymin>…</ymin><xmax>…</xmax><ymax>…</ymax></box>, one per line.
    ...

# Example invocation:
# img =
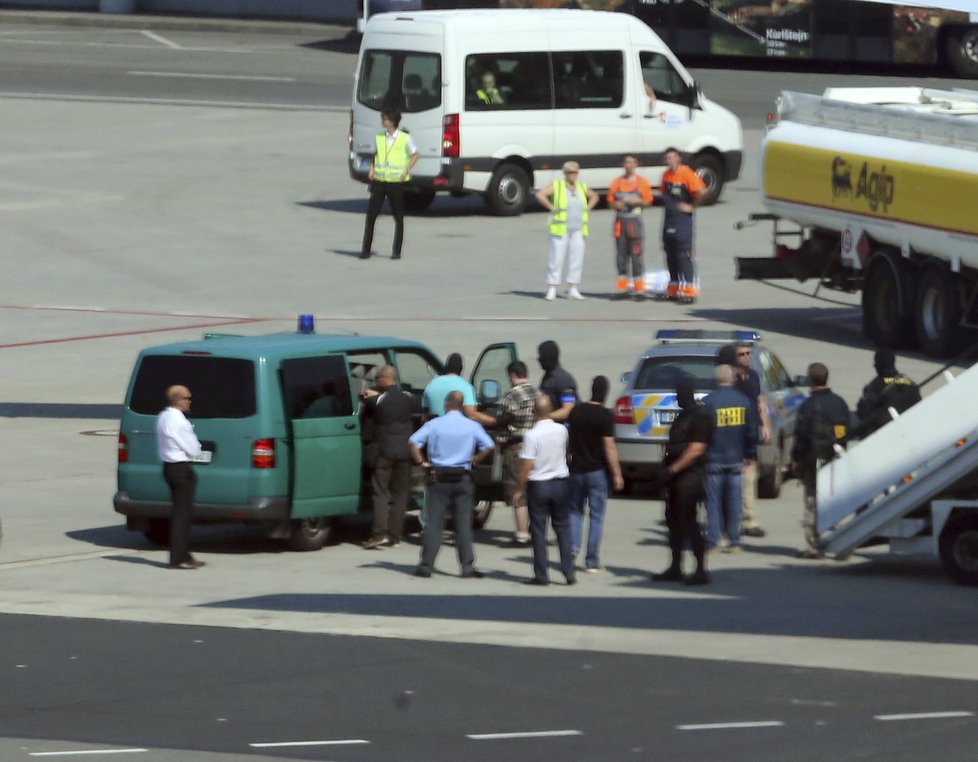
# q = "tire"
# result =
<box><xmin>939</xmin><ymin>515</ymin><xmax>978</xmax><ymax>586</ymax></box>
<box><xmin>690</xmin><ymin>153</ymin><xmax>724</xmax><ymax>206</ymax></box>
<box><xmin>914</xmin><ymin>267</ymin><xmax>962</xmax><ymax>357</ymax></box>
<box><xmin>757</xmin><ymin>444</ymin><xmax>783</xmax><ymax>499</ymax></box>
<box><xmin>484</xmin><ymin>163</ymin><xmax>529</xmax><ymax>216</ymax></box>
<box><xmin>144</xmin><ymin>518</ymin><xmax>170</xmax><ymax>546</ymax></box>
<box><xmin>862</xmin><ymin>253</ymin><xmax>915</xmax><ymax>350</ymax></box>
<box><xmin>403</xmin><ymin>189</ymin><xmax>436</xmax><ymax>212</ymax></box>
<box><xmin>287</xmin><ymin>516</ymin><xmax>334</xmax><ymax>552</ymax></box>
<box><xmin>472</xmin><ymin>500</ymin><xmax>494</xmax><ymax>530</ymax></box>
<box><xmin>945</xmin><ymin>26</ymin><xmax>978</xmax><ymax>79</ymax></box>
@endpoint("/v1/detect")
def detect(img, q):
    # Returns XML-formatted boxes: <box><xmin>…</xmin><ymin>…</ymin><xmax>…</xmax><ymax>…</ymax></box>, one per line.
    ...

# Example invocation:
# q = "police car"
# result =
<box><xmin>613</xmin><ymin>330</ymin><xmax>806</xmax><ymax>497</ymax></box>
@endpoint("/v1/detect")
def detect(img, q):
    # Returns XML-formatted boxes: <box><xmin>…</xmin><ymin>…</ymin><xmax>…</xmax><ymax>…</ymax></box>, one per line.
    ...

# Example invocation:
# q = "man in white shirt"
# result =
<box><xmin>513</xmin><ymin>396</ymin><xmax>576</xmax><ymax>586</ymax></box>
<box><xmin>156</xmin><ymin>385</ymin><xmax>205</xmax><ymax>570</ymax></box>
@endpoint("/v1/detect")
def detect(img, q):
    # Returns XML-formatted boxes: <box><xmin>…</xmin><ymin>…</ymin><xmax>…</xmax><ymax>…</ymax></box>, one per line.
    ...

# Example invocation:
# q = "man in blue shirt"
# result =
<box><xmin>422</xmin><ymin>352</ymin><xmax>495</xmax><ymax>427</ymax></box>
<box><xmin>409</xmin><ymin>391</ymin><xmax>495</xmax><ymax>578</ymax></box>
<box><xmin>702</xmin><ymin>364</ymin><xmax>757</xmax><ymax>553</ymax></box>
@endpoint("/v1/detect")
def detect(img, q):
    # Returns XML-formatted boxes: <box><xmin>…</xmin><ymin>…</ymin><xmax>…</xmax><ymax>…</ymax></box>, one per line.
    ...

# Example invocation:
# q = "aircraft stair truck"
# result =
<box><xmin>813</xmin><ymin>361</ymin><xmax>978</xmax><ymax>585</ymax></box>
<box><xmin>735</xmin><ymin>87</ymin><xmax>978</xmax><ymax>357</ymax></box>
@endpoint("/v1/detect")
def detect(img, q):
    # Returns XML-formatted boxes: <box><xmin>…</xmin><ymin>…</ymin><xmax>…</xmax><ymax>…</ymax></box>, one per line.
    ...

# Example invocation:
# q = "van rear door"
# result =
<box><xmin>280</xmin><ymin>355</ymin><xmax>361</xmax><ymax>518</ymax></box>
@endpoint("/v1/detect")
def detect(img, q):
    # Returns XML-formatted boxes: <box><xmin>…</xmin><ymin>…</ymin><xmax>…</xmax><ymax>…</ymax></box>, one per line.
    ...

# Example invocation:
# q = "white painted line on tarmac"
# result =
<box><xmin>28</xmin><ymin>750</ymin><xmax>147</xmax><ymax>757</ymax></box>
<box><xmin>249</xmin><ymin>739</ymin><xmax>369</xmax><ymax>748</ymax></box>
<box><xmin>0</xmin><ymin>550</ymin><xmax>141</xmax><ymax>570</ymax></box>
<box><xmin>874</xmin><ymin>711</ymin><xmax>973</xmax><ymax>722</ymax></box>
<box><xmin>467</xmin><ymin>730</ymin><xmax>582</xmax><ymax>740</ymax></box>
<box><xmin>139</xmin><ymin>30</ymin><xmax>182</xmax><ymax>49</ymax></box>
<box><xmin>128</xmin><ymin>70</ymin><xmax>296</xmax><ymax>82</ymax></box>
<box><xmin>0</xmin><ymin>38</ymin><xmax>255</xmax><ymax>53</ymax></box>
<box><xmin>0</xmin><ymin>91</ymin><xmax>337</xmax><ymax>112</ymax></box>
<box><xmin>677</xmin><ymin>721</ymin><xmax>785</xmax><ymax>731</ymax></box>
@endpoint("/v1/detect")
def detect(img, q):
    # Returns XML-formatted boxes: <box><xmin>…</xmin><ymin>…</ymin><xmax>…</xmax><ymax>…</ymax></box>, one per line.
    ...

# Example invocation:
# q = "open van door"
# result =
<box><xmin>469</xmin><ymin>342</ymin><xmax>519</xmax><ymax>525</ymax></box>
<box><xmin>280</xmin><ymin>355</ymin><xmax>361</xmax><ymax>530</ymax></box>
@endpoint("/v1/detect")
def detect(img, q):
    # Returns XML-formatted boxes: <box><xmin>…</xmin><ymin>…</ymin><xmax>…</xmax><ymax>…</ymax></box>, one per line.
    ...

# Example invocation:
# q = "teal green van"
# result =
<box><xmin>114</xmin><ymin>328</ymin><xmax>516</xmax><ymax>550</ymax></box>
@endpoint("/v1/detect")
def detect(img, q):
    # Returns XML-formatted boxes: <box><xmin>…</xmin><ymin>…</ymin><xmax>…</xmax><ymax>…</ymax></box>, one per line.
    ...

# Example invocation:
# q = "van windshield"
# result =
<box><xmin>357</xmin><ymin>49</ymin><xmax>442</xmax><ymax>113</ymax></box>
<box><xmin>129</xmin><ymin>356</ymin><xmax>256</xmax><ymax>418</ymax></box>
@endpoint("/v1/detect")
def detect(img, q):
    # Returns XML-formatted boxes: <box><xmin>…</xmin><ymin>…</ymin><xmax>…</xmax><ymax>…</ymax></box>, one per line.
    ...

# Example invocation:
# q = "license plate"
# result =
<box><xmin>657</xmin><ymin>410</ymin><xmax>678</xmax><ymax>424</ymax></box>
<box><xmin>191</xmin><ymin>451</ymin><xmax>212</xmax><ymax>464</ymax></box>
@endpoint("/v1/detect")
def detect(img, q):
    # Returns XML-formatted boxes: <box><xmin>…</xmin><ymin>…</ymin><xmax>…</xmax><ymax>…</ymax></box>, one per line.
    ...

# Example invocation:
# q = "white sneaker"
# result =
<box><xmin>544</xmin><ymin>287</ymin><xmax>557</xmax><ymax>301</ymax></box>
<box><xmin>567</xmin><ymin>288</ymin><xmax>584</xmax><ymax>300</ymax></box>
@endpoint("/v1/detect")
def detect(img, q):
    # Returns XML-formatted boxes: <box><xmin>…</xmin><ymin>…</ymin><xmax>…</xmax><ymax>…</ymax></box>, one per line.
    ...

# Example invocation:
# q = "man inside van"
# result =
<box><xmin>658</xmin><ymin>147</ymin><xmax>706</xmax><ymax>304</ymax></box>
<box><xmin>476</xmin><ymin>71</ymin><xmax>504</xmax><ymax>106</ymax></box>
<box><xmin>155</xmin><ymin>385</ymin><xmax>205</xmax><ymax>570</ymax></box>
<box><xmin>360</xmin><ymin>107</ymin><xmax>420</xmax><ymax>261</ymax></box>
<box><xmin>422</xmin><ymin>353</ymin><xmax>495</xmax><ymax>427</ymax></box>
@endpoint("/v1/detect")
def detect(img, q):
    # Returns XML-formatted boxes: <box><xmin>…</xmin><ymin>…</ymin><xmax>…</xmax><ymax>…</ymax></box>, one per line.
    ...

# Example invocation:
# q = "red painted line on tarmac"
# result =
<box><xmin>0</xmin><ymin>319</ymin><xmax>264</xmax><ymax>349</ymax></box>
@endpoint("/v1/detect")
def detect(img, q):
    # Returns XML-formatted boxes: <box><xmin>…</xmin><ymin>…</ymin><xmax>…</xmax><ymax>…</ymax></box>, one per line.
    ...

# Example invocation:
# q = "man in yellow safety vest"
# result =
<box><xmin>361</xmin><ymin>107</ymin><xmax>421</xmax><ymax>260</ymax></box>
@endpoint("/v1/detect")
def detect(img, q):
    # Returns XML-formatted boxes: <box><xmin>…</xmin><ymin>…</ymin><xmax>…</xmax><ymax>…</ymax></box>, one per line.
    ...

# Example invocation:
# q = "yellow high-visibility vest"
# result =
<box><xmin>373</xmin><ymin>131</ymin><xmax>412</xmax><ymax>183</ymax></box>
<box><xmin>549</xmin><ymin>180</ymin><xmax>589</xmax><ymax>237</ymax></box>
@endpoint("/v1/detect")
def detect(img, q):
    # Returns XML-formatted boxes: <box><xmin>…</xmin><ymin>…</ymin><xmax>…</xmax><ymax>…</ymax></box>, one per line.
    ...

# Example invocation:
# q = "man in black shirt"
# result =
<box><xmin>854</xmin><ymin>348</ymin><xmax>921</xmax><ymax>438</ymax></box>
<box><xmin>791</xmin><ymin>362</ymin><xmax>849</xmax><ymax>559</ymax></box>
<box><xmin>537</xmin><ymin>339</ymin><xmax>578</xmax><ymax>422</ymax></box>
<box><xmin>568</xmin><ymin>376</ymin><xmax>624</xmax><ymax>572</ymax></box>
<box><xmin>360</xmin><ymin>365</ymin><xmax>420</xmax><ymax>549</ymax></box>
<box><xmin>654</xmin><ymin>376</ymin><xmax>713</xmax><ymax>585</ymax></box>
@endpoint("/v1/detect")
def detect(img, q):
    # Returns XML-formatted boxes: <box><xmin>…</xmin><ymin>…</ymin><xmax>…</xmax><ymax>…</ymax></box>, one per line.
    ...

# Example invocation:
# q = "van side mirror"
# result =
<box><xmin>688</xmin><ymin>82</ymin><xmax>702</xmax><ymax>110</ymax></box>
<box><xmin>479</xmin><ymin>379</ymin><xmax>501</xmax><ymax>404</ymax></box>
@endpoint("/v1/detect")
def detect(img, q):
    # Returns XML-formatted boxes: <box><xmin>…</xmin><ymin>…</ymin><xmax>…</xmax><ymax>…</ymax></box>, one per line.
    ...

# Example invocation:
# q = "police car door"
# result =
<box><xmin>280</xmin><ymin>355</ymin><xmax>361</xmax><ymax>518</ymax></box>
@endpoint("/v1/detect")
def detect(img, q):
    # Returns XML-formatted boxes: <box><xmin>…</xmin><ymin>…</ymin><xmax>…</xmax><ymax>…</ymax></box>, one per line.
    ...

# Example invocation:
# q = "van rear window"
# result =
<box><xmin>129</xmin><ymin>356</ymin><xmax>256</xmax><ymax>418</ymax></box>
<box><xmin>358</xmin><ymin>50</ymin><xmax>442</xmax><ymax>113</ymax></box>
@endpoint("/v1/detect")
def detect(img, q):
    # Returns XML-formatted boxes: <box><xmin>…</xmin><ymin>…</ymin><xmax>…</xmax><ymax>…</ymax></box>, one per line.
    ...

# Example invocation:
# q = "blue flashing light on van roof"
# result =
<box><xmin>297</xmin><ymin>314</ymin><xmax>315</xmax><ymax>334</ymax></box>
<box><xmin>655</xmin><ymin>329</ymin><xmax>761</xmax><ymax>344</ymax></box>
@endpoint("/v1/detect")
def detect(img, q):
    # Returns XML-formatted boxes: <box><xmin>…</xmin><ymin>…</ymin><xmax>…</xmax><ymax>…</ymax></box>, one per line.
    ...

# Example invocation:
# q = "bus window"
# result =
<box><xmin>640</xmin><ymin>52</ymin><xmax>689</xmax><ymax>107</ymax></box>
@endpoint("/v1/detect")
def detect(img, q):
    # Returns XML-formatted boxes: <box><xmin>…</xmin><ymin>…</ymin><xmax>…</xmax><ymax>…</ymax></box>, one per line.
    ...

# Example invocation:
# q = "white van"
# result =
<box><xmin>348</xmin><ymin>8</ymin><xmax>743</xmax><ymax>215</ymax></box>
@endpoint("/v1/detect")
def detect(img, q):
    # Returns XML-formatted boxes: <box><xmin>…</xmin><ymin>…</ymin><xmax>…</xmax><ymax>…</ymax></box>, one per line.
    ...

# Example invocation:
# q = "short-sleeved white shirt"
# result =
<box><xmin>520</xmin><ymin>419</ymin><xmax>569</xmax><ymax>481</ymax></box>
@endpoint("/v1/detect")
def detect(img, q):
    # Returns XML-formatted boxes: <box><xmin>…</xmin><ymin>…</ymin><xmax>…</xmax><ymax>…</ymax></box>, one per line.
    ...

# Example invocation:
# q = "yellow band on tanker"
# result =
<box><xmin>764</xmin><ymin>141</ymin><xmax>978</xmax><ymax>238</ymax></box>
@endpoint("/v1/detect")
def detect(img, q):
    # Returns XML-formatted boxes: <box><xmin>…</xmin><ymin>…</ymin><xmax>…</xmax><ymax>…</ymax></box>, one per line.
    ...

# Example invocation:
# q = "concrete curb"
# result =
<box><xmin>0</xmin><ymin>8</ymin><xmax>353</xmax><ymax>36</ymax></box>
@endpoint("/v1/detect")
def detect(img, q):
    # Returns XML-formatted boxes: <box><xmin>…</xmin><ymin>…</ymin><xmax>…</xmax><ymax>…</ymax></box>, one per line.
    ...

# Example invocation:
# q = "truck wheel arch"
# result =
<box><xmin>862</xmin><ymin>250</ymin><xmax>916</xmax><ymax>350</ymax></box>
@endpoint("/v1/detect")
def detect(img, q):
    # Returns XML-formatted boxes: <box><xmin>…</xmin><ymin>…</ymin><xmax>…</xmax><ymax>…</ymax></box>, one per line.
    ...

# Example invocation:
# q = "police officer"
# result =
<box><xmin>360</xmin><ymin>107</ymin><xmax>420</xmax><ymax>260</ymax></box>
<box><xmin>791</xmin><ymin>362</ymin><xmax>850</xmax><ymax>559</ymax></box>
<box><xmin>702</xmin><ymin>364</ymin><xmax>757</xmax><ymax>553</ymax></box>
<box><xmin>653</xmin><ymin>376</ymin><xmax>713</xmax><ymax>585</ymax></box>
<box><xmin>537</xmin><ymin>339</ymin><xmax>578</xmax><ymax>422</ymax></box>
<box><xmin>853</xmin><ymin>348</ymin><xmax>921</xmax><ymax>439</ymax></box>
<box><xmin>409</xmin><ymin>391</ymin><xmax>495</xmax><ymax>578</ymax></box>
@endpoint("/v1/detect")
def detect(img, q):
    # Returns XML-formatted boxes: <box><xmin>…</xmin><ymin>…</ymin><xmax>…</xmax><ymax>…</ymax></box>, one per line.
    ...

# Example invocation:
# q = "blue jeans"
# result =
<box><xmin>527</xmin><ymin>478</ymin><xmax>575</xmax><ymax>583</ymax></box>
<box><xmin>569</xmin><ymin>469</ymin><xmax>608</xmax><ymax>569</ymax></box>
<box><xmin>705</xmin><ymin>464</ymin><xmax>742</xmax><ymax>549</ymax></box>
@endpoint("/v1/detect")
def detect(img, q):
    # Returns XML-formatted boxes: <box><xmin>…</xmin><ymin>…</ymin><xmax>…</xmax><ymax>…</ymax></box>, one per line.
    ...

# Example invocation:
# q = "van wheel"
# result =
<box><xmin>472</xmin><ymin>500</ymin><xmax>494</xmax><ymax>530</ymax></box>
<box><xmin>939</xmin><ymin>515</ymin><xmax>978</xmax><ymax>586</ymax></box>
<box><xmin>287</xmin><ymin>516</ymin><xmax>334</xmax><ymax>551</ymax></box>
<box><xmin>403</xmin><ymin>189</ymin><xmax>436</xmax><ymax>212</ymax></box>
<box><xmin>946</xmin><ymin>26</ymin><xmax>978</xmax><ymax>78</ymax></box>
<box><xmin>144</xmin><ymin>518</ymin><xmax>170</xmax><ymax>546</ymax></box>
<box><xmin>485</xmin><ymin>163</ymin><xmax>529</xmax><ymax>216</ymax></box>
<box><xmin>914</xmin><ymin>267</ymin><xmax>962</xmax><ymax>357</ymax></box>
<box><xmin>690</xmin><ymin>153</ymin><xmax>724</xmax><ymax>206</ymax></box>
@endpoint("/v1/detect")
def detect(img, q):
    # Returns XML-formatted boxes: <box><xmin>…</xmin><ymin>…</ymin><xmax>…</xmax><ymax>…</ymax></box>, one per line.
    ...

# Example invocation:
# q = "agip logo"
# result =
<box><xmin>831</xmin><ymin>156</ymin><xmax>896</xmax><ymax>213</ymax></box>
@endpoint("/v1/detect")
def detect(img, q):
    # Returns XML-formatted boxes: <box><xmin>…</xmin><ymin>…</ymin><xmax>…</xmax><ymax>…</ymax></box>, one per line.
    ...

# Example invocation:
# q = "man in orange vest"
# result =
<box><xmin>659</xmin><ymin>147</ymin><xmax>706</xmax><ymax>303</ymax></box>
<box><xmin>607</xmin><ymin>154</ymin><xmax>653</xmax><ymax>300</ymax></box>
<box><xmin>361</xmin><ymin>107</ymin><xmax>420</xmax><ymax>260</ymax></box>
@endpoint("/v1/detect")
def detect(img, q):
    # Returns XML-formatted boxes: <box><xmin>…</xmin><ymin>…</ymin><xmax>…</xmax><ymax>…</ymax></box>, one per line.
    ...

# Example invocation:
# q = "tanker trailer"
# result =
<box><xmin>736</xmin><ymin>88</ymin><xmax>978</xmax><ymax>357</ymax></box>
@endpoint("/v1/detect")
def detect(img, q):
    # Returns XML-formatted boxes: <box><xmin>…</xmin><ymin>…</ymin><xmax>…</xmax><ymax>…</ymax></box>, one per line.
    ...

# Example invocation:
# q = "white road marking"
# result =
<box><xmin>0</xmin><ymin>550</ymin><xmax>140</xmax><ymax>570</ymax></box>
<box><xmin>677</xmin><ymin>721</ymin><xmax>785</xmax><ymax>731</ymax></box>
<box><xmin>0</xmin><ymin>91</ymin><xmax>335</xmax><ymax>112</ymax></box>
<box><xmin>467</xmin><ymin>730</ymin><xmax>582</xmax><ymax>740</ymax></box>
<box><xmin>128</xmin><ymin>70</ymin><xmax>295</xmax><ymax>82</ymax></box>
<box><xmin>249</xmin><ymin>739</ymin><xmax>369</xmax><ymax>748</ymax></box>
<box><xmin>139</xmin><ymin>30</ymin><xmax>182</xmax><ymax>49</ymax></box>
<box><xmin>28</xmin><ymin>750</ymin><xmax>147</xmax><ymax>757</ymax></box>
<box><xmin>0</xmin><ymin>38</ymin><xmax>255</xmax><ymax>53</ymax></box>
<box><xmin>874</xmin><ymin>711</ymin><xmax>973</xmax><ymax>722</ymax></box>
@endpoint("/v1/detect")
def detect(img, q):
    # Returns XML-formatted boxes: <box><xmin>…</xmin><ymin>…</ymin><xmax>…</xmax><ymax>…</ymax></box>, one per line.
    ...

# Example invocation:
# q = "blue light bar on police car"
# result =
<box><xmin>655</xmin><ymin>329</ymin><xmax>761</xmax><ymax>344</ymax></box>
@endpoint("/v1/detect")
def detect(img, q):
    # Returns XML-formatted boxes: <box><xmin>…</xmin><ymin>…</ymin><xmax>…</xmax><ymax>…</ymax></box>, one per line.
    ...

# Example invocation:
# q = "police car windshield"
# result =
<box><xmin>634</xmin><ymin>356</ymin><xmax>715</xmax><ymax>392</ymax></box>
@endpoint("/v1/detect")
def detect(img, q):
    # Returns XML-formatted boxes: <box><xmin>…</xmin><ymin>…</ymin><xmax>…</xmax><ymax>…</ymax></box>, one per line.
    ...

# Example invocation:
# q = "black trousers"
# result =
<box><xmin>163</xmin><ymin>461</ymin><xmax>196</xmax><ymax>566</ymax></box>
<box><xmin>665</xmin><ymin>469</ymin><xmax>705</xmax><ymax>571</ymax></box>
<box><xmin>420</xmin><ymin>477</ymin><xmax>475</xmax><ymax>574</ymax></box>
<box><xmin>371</xmin><ymin>457</ymin><xmax>411</xmax><ymax>541</ymax></box>
<box><xmin>663</xmin><ymin>234</ymin><xmax>695</xmax><ymax>283</ymax></box>
<box><xmin>361</xmin><ymin>181</ymin><xmax>406</xmax><ymax>257</ymax></box>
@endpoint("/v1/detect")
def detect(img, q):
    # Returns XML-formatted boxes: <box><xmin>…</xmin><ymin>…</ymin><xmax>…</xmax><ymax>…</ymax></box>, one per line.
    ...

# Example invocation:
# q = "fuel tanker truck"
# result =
<box><xmin>736</xmin><ymin>87</ymin><xmax>978</xmax><ymax>357</ymax></box>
